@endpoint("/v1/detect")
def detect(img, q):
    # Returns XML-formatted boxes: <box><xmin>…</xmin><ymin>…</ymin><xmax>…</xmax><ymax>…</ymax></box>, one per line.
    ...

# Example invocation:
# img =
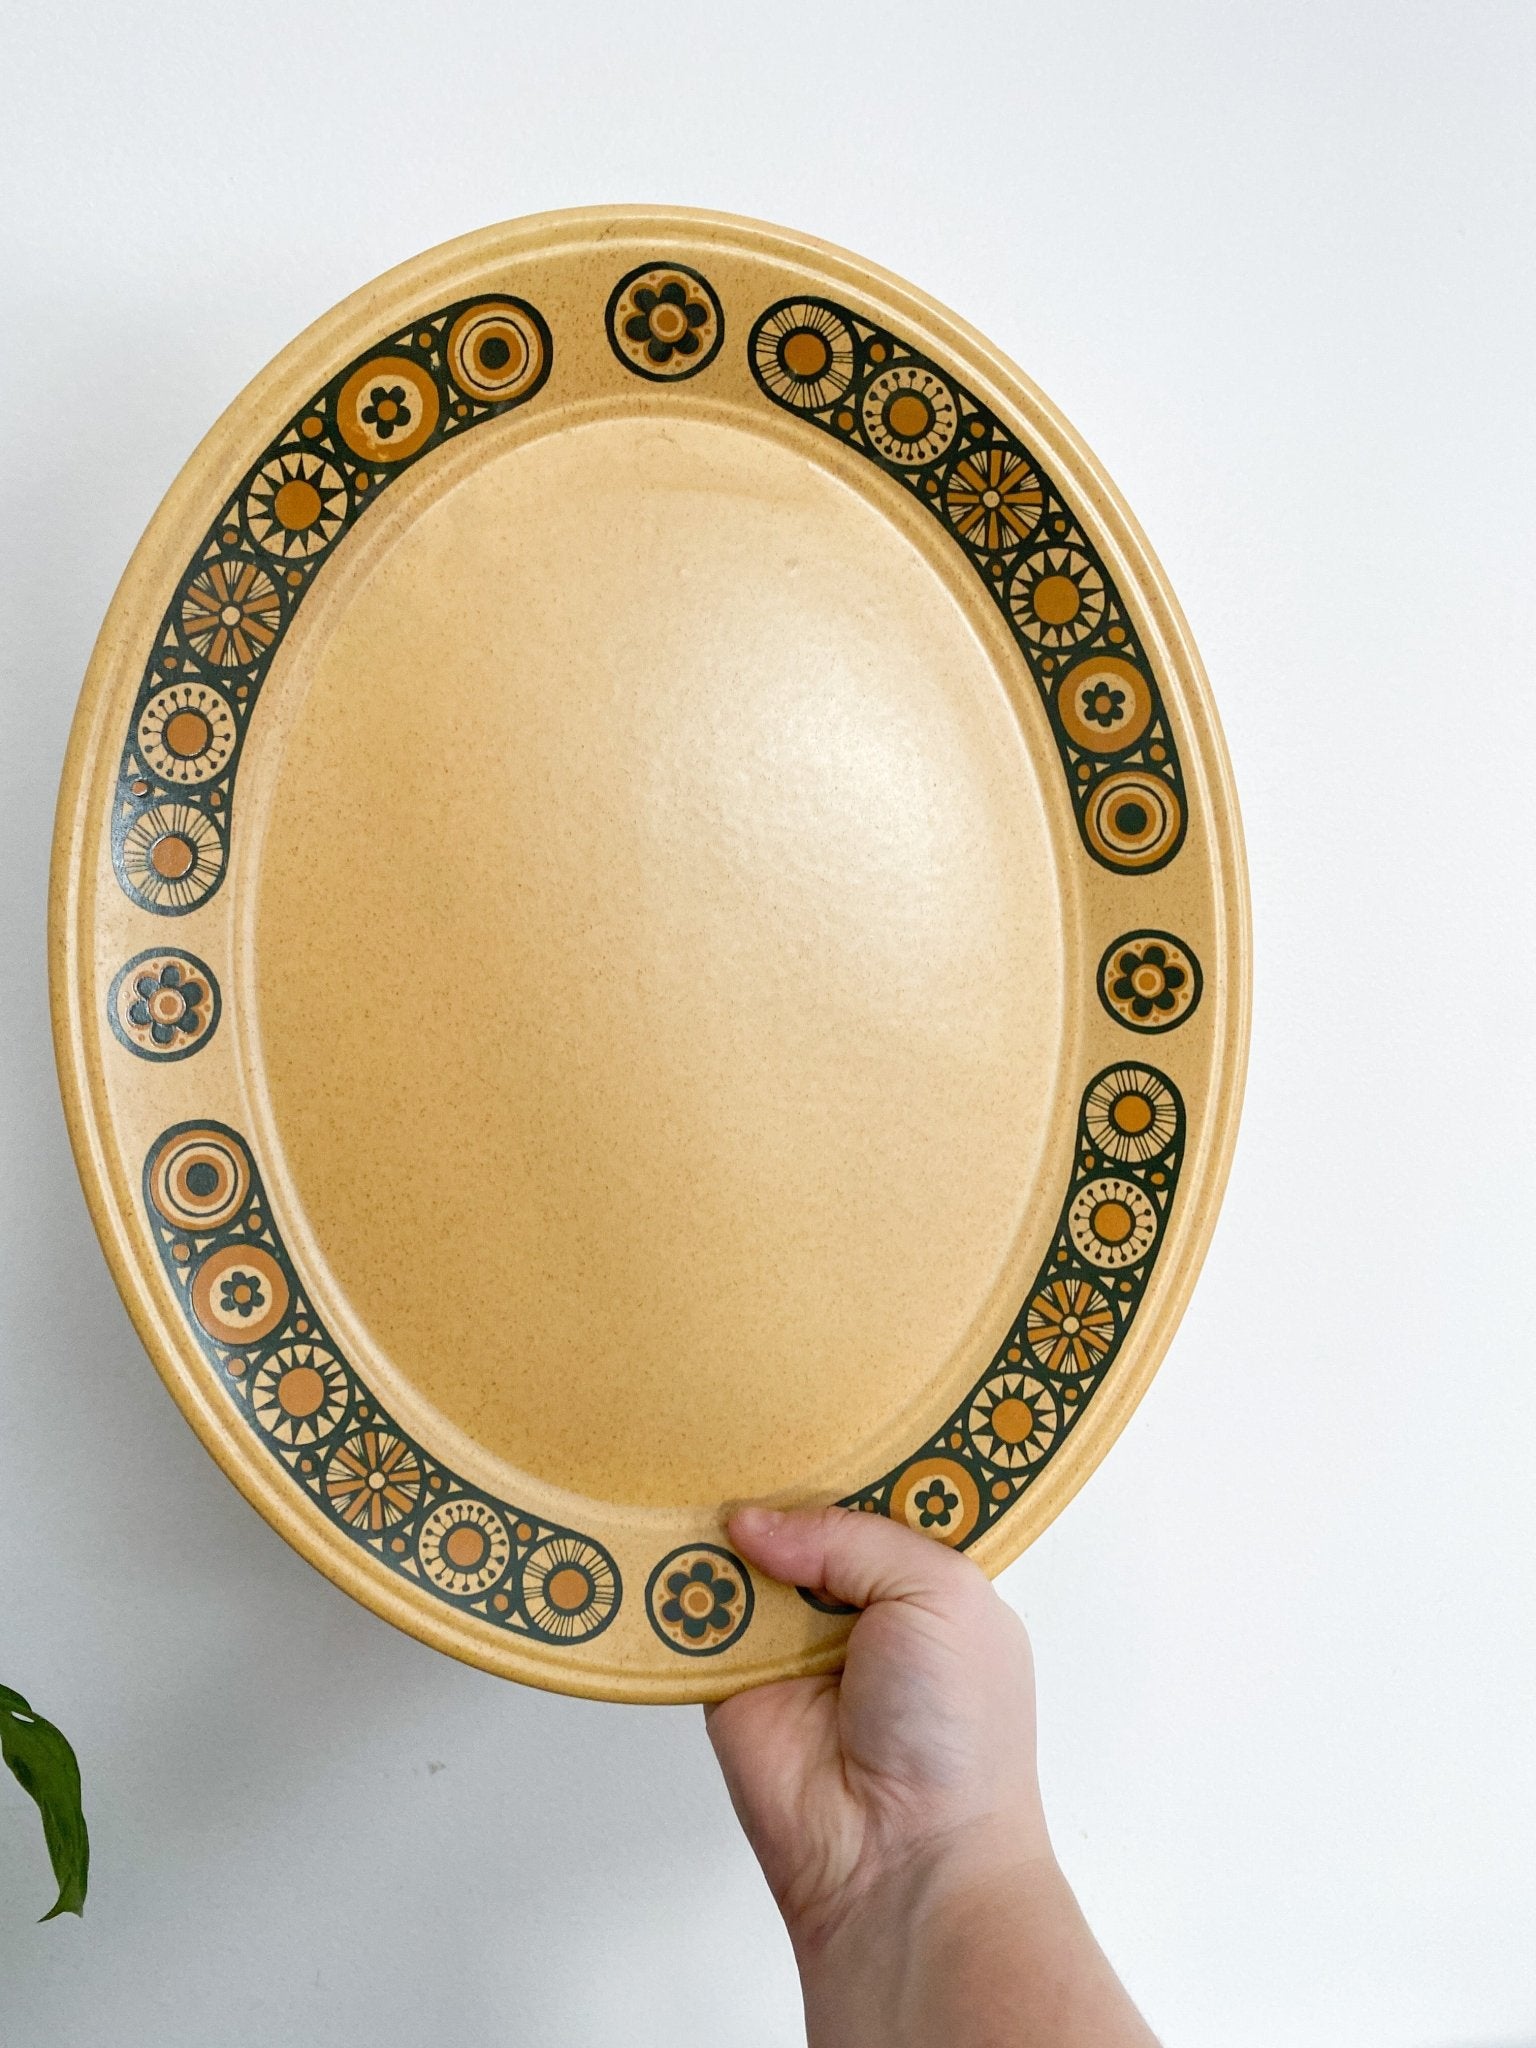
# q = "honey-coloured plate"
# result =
<box><xmin>51</xmin><ymin>209</ymin><xmax>1248</xmax><ymax>1702</ymax></box>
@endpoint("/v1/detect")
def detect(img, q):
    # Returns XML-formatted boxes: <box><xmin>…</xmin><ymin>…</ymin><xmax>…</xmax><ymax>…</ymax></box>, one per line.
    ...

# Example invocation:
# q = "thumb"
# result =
<box><xmin>726</xmin><ymin>1503</ymin><xmax>986</xmax><ymax>1616</ymax></box>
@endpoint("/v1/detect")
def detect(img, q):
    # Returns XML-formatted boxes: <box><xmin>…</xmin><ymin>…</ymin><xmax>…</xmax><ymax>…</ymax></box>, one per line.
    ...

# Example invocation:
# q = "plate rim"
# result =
<box><xmin>49</xmin><ymin>205</ymin><xmax>1251</xmax><ymax>1701</ymax></box>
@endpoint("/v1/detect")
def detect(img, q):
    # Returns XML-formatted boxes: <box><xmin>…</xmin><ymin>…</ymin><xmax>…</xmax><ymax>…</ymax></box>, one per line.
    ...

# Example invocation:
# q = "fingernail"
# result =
<box><xmin>732</xmin><ymin>1505</ymin><xmax>783</xmax><ymax>1539</ymax></box>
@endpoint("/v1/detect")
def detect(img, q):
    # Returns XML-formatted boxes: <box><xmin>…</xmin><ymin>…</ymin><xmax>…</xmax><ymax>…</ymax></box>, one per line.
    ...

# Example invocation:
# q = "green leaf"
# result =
<box><xmin>0</xmin><ymin>1683</ymin><xmax>89</xmax><ymax>1920</ymax></box>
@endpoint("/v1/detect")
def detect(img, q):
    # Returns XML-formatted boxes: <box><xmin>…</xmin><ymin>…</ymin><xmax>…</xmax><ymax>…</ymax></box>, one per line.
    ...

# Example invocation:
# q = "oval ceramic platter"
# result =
<box><xmin>52</xmin><ymin>209</ymin><xmax>1248</xmax><ymax>1702</ymax></box>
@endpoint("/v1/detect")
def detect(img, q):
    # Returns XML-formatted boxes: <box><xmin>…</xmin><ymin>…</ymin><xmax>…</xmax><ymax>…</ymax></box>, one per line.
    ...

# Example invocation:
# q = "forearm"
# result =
<box><xmin>794</xmin><ymin>1847</ymin><xmax>1158</xmax><ymax>2048</ymax></box>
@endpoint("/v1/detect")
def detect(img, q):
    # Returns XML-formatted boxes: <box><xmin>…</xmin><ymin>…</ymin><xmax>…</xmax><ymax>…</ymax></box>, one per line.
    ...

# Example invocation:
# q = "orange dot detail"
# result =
<box><xmin>1031</xmin><ymin>573</ymin><xmax>1081</xmax><ymax>625</ymax></box>
<box><xmin>277</xmin><ymin>1365</ymin><xmax>325</xmax><ymax>1417</ymax></box>
<box><xmin>272</xmin><ymin>478</ymin><xmax>322</xmax><ymax>530</ymax></box>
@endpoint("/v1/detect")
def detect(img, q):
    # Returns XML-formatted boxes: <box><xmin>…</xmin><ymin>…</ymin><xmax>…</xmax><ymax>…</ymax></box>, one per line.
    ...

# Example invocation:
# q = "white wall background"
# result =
<box><xmin>2</xmin><ymin>3</ymin><xmax>1532</xmax><ymax>2042</ymax></box>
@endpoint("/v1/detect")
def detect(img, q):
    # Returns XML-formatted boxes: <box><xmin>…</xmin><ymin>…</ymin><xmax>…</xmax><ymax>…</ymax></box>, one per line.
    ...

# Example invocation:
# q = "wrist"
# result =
<box><xmin>793</xmin><ymin>1826</ymin><xmax>1066</xmax><ymax>2047</ymax></box>
<box><xmin>794</xmin><ymin>1829</ymin><xmax>1154</xmax><ymax>2048</ymax></box>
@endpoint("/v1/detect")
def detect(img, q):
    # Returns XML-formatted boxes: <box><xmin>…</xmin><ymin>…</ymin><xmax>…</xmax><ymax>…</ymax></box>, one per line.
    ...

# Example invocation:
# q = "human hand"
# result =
<box><xmin>706</xmin><ymin>1505</ymin><xmax>1156</xmax><ymax>2048</ymax></box>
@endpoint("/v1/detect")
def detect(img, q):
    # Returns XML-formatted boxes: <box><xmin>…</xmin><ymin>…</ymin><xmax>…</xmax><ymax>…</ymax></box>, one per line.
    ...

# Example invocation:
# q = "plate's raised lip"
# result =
<box><xmin>49</xmin><ymin>205</ymin><xmax>1251</xmax><ymax>1702</ymax></box>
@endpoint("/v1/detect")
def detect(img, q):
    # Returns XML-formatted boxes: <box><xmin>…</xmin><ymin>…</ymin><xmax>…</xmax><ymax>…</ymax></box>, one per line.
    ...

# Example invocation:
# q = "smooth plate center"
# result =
<box><xmin>247</xmin><ymin>412</ymin><xmax>1064</xmax><ymax>1511</ymax></box>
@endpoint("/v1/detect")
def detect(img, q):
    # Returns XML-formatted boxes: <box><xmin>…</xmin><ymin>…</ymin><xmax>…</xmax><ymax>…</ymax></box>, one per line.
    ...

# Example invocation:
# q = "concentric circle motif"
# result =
<box><xmin>1067</xmin><ymin>1178</ymin><xmax>1160</xmax><ymax>1270</ymax></box>
<box><xmin>860</xmin><ymin>364</ymin><xmax>958</xmax><ymax>465</ymax></box>
<box><xmin>646</xmin><ymin>1545</ymin><xmax>753</xmax><ymax>1656</ymax></box>
<box><xmin>1084</xmin><ymin>770</ymin><xmax>1184</xmax><ymax>870</ymax></box>
<box><xmin>417</xmin><ymin>1497</ymin><xmax>512</xmax><ymax>1597</ymax></box>
<box><xmin>748</xmin><ymin>291</ymin><xmax>1194</xmax><ymax>883</ymax></box>
<box><xmin>1056</xmin><ymin>654</ymin><xmax>1152</xmax><ymax>754</ymax></box>
<box><xmin>118</xmin><ymin>802</ymin><xmax>224</xmax><ymax>910</ymax></box>
<box><xmin>244</xmin><ymin>450</ymin><xmax>348</xmax><ymax>559</ymax></box>
<box><xmin>108</xmin><ymin>949</ymin><xmax>220</xmax><ymax>1061</ymax></box>
<box><xmin>607</xmin><ymin>264</ymin><xmax>723</xmax><ymax>381</ymax></box>
<box><xmin>325</xmin><ymin>1429</ymin><xmax>423</xmax><ymax>1532</ymax></box>
<box><xmin>522</xmin><ymin>1535</ymin><xmax>620</xmax><ymax>1641</ymax></box>
<box><xmin>178</xmin><ymin>559</ymin><xmax>282</xmax><ymax>668</ymax></box>
<box><xmin>751</xmin><ymin>300</ymin><xmax>855</xmax><ymax>410</ymax></box>
<box><xmin>190</xmin><ymin>1243</ymin><xmax>291</xmax><ymax>1346</ymax></box>
<box><xmin>446</xmin><ymin>299</ymin><xmax>549</xmax><ymax>405</ymax></box>
<box><xmin>148</xmin><ymin>1125</ymin><xmax>251</xmax><ymax>1230</ymax></box>
<box><xmin>250</xmin><ymin>1342</ymin><xmax>350</xmax><ymax>1447</ymax></box>
<box><xmin>1098</xmin><ymin>931</ymin><xmax>1202</xmax><ymax>1033</ymax></box>
<box><xmin>943</xmin><ymin>445</ymin><xmax>1044</xmax><ymax>553</ymax></box>
<box><xmin>336</xmin><ymin>354</ymin><xmax>441</xmax><ymax>464</ymax></box>
<box><xmin>141</xmin><ymin>1116</ymin><xmax>625</xmax><ymax>1652</ymax></box>
<box><xmin>1008</xmin><ymin>546</ymin><xmax>1107</xmax><ymax>648</ymax></box>
<box><xmin>135</xmin><ymin>682</ymin><xmax>237</xmax><ymax>787</ymax></box>
<box><xmin>889</xmin><ymin>1455</ymin><xmax>981</xmax><ymax>1545</ymax></box>
<box><xmin>1084</xmin><ymin>1066</ymin><xmax>1180</xmax><ymax>1164</ymax></box>
<box><xmin>1024</xmin><ymin>1276</ymin><xmax>1118</xmax><ymax>1377</ymax></box>
<box><xmin>967</xmin><ymin>1370</ymin><xmax>1059</xmax><ymax>1472</ymax></box>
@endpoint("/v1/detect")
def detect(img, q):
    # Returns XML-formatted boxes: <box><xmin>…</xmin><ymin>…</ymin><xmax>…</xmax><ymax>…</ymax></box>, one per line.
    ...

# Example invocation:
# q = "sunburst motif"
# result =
<box><xmin>752</xmin><ymin>301</ymin><xmax>855</xmax><ymax>410</ymax></box>
<box><xmin>119</xmin><ymin>801</ymin><xmax>225</xmax><ymax>909</ymax></box>
<box><xmin>1009</xmin><ymin>546</ymin><xmax>1106</xmax><ymax>648</ymax></box>
<box><xmin>968</xmin><ymin>1370</ymin><xmax>1059</xmax><ymax>1471</ymax></box>
<box><xmin>179</xmin><ymin>558</ymin><xmax>282</xmax><ymax>666</ymax></box>
<box><xmin>251</xmin><ymin>1343</ymin><xmax>350</xmax><ymax>1447</ymax></box>
<box><xmin>1024</xmin><ymin>1277</ymin><xmax>1118</xmax><ymax>1376</ymax></box>
<box><xmin>522</xmin><ymin>1535</ymin><xmax>619</xmax><ymax>1639</ymax></box>
<box><xmin>245</xmin><ymin>449</ymin><xmax>348</xmax><ymax>559</ymax></box>
<box><xmin>944</xmin><ymin>445</ymin><xmax>1043</xmax><ymax>552</ymax></box>
<box><xmin>1084</xmin><ymin>1067</ymin><xmax>1180</xmax><ymax>1164</ymax></box>
<box><xmin>325</xmin><ymin>1429</ymin><xmax>422</xmax><ymax>1531</ymax></box>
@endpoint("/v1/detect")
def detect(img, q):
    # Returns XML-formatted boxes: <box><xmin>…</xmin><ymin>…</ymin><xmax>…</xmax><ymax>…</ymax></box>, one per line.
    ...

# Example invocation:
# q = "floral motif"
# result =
<box><xmin>217</xmin><ymin>1269</ymin><xmax>267</xmax><ymax>1320</ymax></box>
<box><xmin>360</xmin><ymin>383</ymin><xmax>411</xmax><ymax>438</ymax></box>
<box><xmin>1082</xmin><ymin>678</ymin><xmax>1125</xmax><ymax>727</ymax></box>
<box><xmin>746</xmin><ymin>293</ymin><xmax>1191</xmax><ymax>878</ymax></box>
<box><xmin>665</xmin><ymin>1558</ymin><xmax>736</xmax><ymax>1635</ymax></box>
<box><xmin>627</xmin><ymin>281</ymin><xmax>709</xmax><ymax>365</ymax></box>
<box><xmin>189</xmin><ymin>1243</ymin><xmax>289</xmax><ymax>1345</ymax></box>
<box><xmin>337</xmin><ymin>355</ymin><xmax>441</xmax><ymax>463</ymax></box>
<box><xmin>1055</xmin><ymin>655</ymin><xmax>1153</xmax><ymax>755</ymax></box>
<box><xmin>607</xmin><ymin>265</ymin><xmax>723</xmax><ymax>381</ymax></box>
<box><xmin>126</xmin><ymin>961</ymin><xmax>206</xmax><ymax>1046</ymax></box>
<box><xmin>1113</xmin><ymin>943</ymin><xmax>1182</xmax><ymax>1015</ymax></box>
<box><xmin>1098</xmin><ymin>933</ymin><xmax>1202</xmax><ymax>1033</ymax></box>
<box><xmin>1023</xmin><ymin>1277</ymin><xmax>1117</xmax><ymax>1376</ymax></box>
<box><xmin>889</xmin><ymin>1456</ymin><xmax>981</xmax><ymax>1546</ymax></box>
<box><xmin>146</xmin><ymin>1119</ymin><xmax>623</xmax><ymax>1651</ymax></box>
<box><xmin>913</xmin><ymin>1477</ymin><xmax>960</xmax><ymax>1527</ymax></box>
<box><xmin>943</xmin><ymin>446</ymin><xmax>1043</xmax><ymax>552</ymax></box>
<box><xmin>645</xmin><ymin>1544</ymin><xmax>753</xmax><ymax>1655</ymax></box>
<box><xmin>111</xmin><ymin>951</ymin><xmax>221</xmax><ymax>1062</ymax></box>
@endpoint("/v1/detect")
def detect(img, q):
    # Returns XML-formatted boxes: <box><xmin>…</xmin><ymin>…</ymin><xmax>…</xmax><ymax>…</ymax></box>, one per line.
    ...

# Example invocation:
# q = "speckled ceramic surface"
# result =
<box><xmin>51</xmin><ymin>208</ymin><xmax>1249</xmax><ymax>1702</ymax></box>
